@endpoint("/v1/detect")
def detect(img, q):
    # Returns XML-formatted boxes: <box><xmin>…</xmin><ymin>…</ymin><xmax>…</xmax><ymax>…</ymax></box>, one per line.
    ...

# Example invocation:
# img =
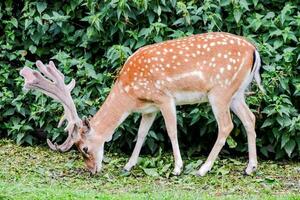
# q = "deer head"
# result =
<box><xmin>20</xmin><ymin>61</ymin><xmax>102</xmax><ymax>174</ymax></box>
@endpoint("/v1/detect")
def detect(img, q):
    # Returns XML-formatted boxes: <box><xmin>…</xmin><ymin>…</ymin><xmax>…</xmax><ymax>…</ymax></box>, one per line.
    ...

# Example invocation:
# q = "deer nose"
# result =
<box><xmin>88</xmin><ymin>166</ymin><xmax>97</xmax><ymax>175</ymax></box>
<box><xmin>83</xmin><ymin>147</ymin><xmax>88</xmax><ymax>154</ymax></box>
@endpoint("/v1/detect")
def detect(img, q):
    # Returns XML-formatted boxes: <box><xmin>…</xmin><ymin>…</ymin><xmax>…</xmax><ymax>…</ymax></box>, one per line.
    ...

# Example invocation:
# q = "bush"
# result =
<box><xmin>0</xmin><ymin>0</ymin><xmax>299</xmax><ymax>159</ymax></box>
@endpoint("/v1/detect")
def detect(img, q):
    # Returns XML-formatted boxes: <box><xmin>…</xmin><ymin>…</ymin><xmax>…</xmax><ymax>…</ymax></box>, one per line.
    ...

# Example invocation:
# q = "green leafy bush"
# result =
<box><xmin>0</xmin><ymin>0</ymin><xmax>299</xmax><ymax>159</ymax></box>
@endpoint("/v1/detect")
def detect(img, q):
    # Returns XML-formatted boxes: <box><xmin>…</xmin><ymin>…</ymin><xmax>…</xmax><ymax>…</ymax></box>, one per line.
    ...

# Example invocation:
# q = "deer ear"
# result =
<box><xmin>82</xmin><ymin>116</ymin><xmax>91</xmax><ymax>130</ymax></box>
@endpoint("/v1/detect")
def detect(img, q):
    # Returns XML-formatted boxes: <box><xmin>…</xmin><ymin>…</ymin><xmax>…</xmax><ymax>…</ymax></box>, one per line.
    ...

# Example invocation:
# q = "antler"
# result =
<box><xmin>20</xmin><ymin>60</ymin><xmax>82</xmax><ymax>152</ymax></box>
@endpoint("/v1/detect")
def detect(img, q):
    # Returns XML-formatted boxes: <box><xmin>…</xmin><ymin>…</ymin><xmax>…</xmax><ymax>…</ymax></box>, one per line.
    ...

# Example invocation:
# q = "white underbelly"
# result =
<box><xmin>173</xmin><ymin>91</ymin><xmax>208</xmax><ymax>105</ymax></box>
<box><xmin>134</xmin><ymin>91</ymin><xmax>208</xmax><ymax>114</ymax></box>
<box><xmin>133</xmin><ymin>104</ymin><xmax>159</xmax><ymax>114</ymax></box>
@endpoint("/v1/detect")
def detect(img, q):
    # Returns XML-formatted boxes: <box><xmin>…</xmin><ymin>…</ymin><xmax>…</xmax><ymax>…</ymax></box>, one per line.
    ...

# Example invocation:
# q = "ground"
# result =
<box><xmin>0</xmin><ymin>139</ymin><xmax>299</xmax><ymax>200</ymax></box>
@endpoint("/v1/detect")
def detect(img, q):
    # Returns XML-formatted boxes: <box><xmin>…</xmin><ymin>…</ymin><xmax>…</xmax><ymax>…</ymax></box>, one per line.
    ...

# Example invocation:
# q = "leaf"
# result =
<box><xmin>252</xmin><ymin>0</ymin><xmax>258</xmax><ymax>6</ymax></box>
<box><xmin>284</xmin><ymin>140</ymin><xmax>296</xmax><ymax>157</ymax></box>
<box><xmin>269</xmin><ymin>29</ymin><xmax>282</xmax><ymax>37</ymax></box>
<box><xmin>84</xmin><ymin>63</ymin><xmax>97</xmax><ymax>79</ymax></box>
<box><xmin>148</xmin><ymin>130</ymin><xmax>159</xmax><ymax>140</ymax></box>
<box><xmin>25</xmin><ymin>19</ymin><xmax>33</xmax><ymax>30</ymax></box>
<box><xmin>170</xmin><ymin>0</ymin><xmax>177</xmax><ymax>7</ymax></box>
<box><xmin>172</xmin><ymin>18</ymin><xmax>185</xmax><ymax>26</ymax></box>
<box><xmin>260</xmin><ymin>147</ymin><xmax>269</xmax><ymax>157</ymax></box>
<box><xmin>11</xmin><ymin>17</ymin><xmax>18</xmax><ymax>28</ymax></box>
<box><xmin>29</xmin><ymin>45</ymin><xmax>37</xmax><ymax>54</ymax></box>
<box><xmin>160</xmin><ymin>163</ymin><xmax>171</xmax><ymax>174</ymax></box>
<box><xmin>34</xmin><ymin>16</ymin><xmax>43</xmax><ymax>25</ymax></box>
<box><xmin>233</xmin><ymin>9</ymin><xmax>242</xmax><ymax>23</ymax></box>
<box><xmin>226</xmin><ymin>136</ymin><xmax>237</xmax><ymax>149</ymax></box>
<box><xmin>157</xmin><ymin>6</ymin><xmax>161</xmax><ymax>16</ymax></box>
<box><xmin>135</xmin><ymin>39</ymin><xmax>146</xmax><ymax>49</ymax></box>
<box><xmin>143</xmin><ymin>168</ymin><xmax>159</xmax><ymax>177</ymax></box>
<box><xmin>239</xmin><ymin>0</ymin><xmax>249</xmax><ymax>10</ymax></box>
<box><xmin>183</xmin><ymin>160</ymin><xmax>203</xmax><ymax>174</ymax></box>
<box><xmin>264</xmin><ymin>177</ymin><xmax>277</xmax><ymax>184</ymax></box>
<box><xmin>37</xmin><ymin>2</ymin><xmax>47</xmax><ymax>14</ymax></box>
<box><xmin>138</xmin><ymin>28</ymin><xmax>150</xmax><ymax>38</ymax></box>
<box><xmin>220</xmin><ymin>0</ymin><xmax>231</xmax><ymax>6</ymax></box>
<box><xmin>281</xmin><ymin>134</ymin><xmax>290</xmax><ymax>148</ymax></box>
<box><xmin>52</xmin><ymin>130</ymin><xmax>61</xmax><ymax>140</ymax></box>
<box><xmin>261</xmin><ymin>118</ymin><xmax>274</xmax><ymax>128</ymax></box>
<box><xmin>24</xmin><ymin>135</ymin><xmax>33</xmax><ymax>145</ymax></box>
<box><xmin>3</xmin><ymin>108</ymin><xmax>15</xmax><ymax>116</ymax></box>
<box><xmin>216</xmin><ymin>166</ymin><xmax>230</xmax><ymax>175</ymax></box>
<box><xmin>229</xmin><ymin>158</ymin><xmax>242</xmax><ymax>165</ymax></box>
<box><xmin>264</xmin><ymin>12</ymin><xmax>275</xmax><ymax>19</ymax></box>
<box><xmin>190</xmin><ymin>15</ymin><xmax>201</xmax><ymax>24</ymax></box>
<box><xmin>276</xmin><ymin>115</ymin><xmax>292</xmax><ymax>128</ymax></box>
<box><xmin>16</xmin><ymin>133</ymin><xmax>25</xmax><ymax>145</ymax></box>
<box><xmin>146</xmin><ymin>138</ymin><xmax>158</xmax><ymax>154</ymax></box>
<box><xmin>273</xmin><ymin>40</ymin><xmax>283</xmax><ymax>49</ymax></box>
<box><xmin>120</xmin><ymin>170</ymin><xmax>131</xmax><ymax>177</ymax></box>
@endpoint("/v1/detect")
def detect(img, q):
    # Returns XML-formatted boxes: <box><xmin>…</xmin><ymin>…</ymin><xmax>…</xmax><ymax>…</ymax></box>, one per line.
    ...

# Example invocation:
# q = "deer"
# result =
<box><xmin>20</xmin><ymin>32</ymin><xmax>264</xmax><ymax>176</ymax></box>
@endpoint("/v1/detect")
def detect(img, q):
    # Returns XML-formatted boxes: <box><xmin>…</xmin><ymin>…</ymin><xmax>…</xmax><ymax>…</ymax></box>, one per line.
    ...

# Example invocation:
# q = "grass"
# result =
<box><xmin>0</xmin><ymin>139</ymin><xmax>299</xmax><ymax>200</ymax></box>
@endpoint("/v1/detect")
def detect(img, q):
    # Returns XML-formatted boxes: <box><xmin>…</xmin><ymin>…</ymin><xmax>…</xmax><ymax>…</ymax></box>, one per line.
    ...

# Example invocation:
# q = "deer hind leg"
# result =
<box><xmin>197</xmin><ymin>92</ymin><xmax>234</xmax><ymax>176</ymax></box>
<box><xmin>123</xmin><ymin>112</ymin><xmax>157</xmax><ymax>172</ymax></box>
<box><xmin>160</xmin><ymin>98</ymin><xmax>183</xmax><ymax>175</ymax></box>
<box><xmin>231</xmin><ymin>97</ymin><xmax>257</xmax><ymax>175</ymax></box>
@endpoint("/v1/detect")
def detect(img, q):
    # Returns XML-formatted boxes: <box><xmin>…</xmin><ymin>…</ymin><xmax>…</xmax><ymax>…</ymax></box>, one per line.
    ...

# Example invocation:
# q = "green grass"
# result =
<box><xmin>0</xmin><ymin>139</ymin><xmax>299</xmax><ymax>200</ymax></box>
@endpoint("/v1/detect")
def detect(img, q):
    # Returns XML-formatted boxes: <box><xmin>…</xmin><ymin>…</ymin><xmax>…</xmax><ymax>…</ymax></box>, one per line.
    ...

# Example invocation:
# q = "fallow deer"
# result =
<box><xmin>20</xmin><ymin>32</ymin><xmax>264</xmax><ymax>176</ymax></box>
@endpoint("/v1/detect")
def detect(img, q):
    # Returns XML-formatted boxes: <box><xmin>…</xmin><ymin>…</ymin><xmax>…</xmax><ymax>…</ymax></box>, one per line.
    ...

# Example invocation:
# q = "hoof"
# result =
<box><xmin>123</xmin><ymin>164</ymin><xmax>133</xmax><ymax>172</ymax></box>
<box><xmin>172</xmin><ymin>167</ymin><xmax>182</xmax><ymax>176</ymax></box>
<box><xmin>196</xmin><ymin>170</ymin><xmax>207</xmax><ymax>177</ymax></box>
<box><xmin>120</xmin><ymin>168</ymin><xmax>131</xmax><ymax>176</ymax></box>
<box><xmin>121</xmin><ymin>168</ymin><xmax>130</xmax><ymax>173</ymax></box>
<box><xmin>244</xmin><ymin>165</ymin><xmax>257</xmax><ymax>176</ymax></box>
<box><xmin>197</xmin><ymin>163</ymin><xmax>212</xmax><ymax>177</ymax></box>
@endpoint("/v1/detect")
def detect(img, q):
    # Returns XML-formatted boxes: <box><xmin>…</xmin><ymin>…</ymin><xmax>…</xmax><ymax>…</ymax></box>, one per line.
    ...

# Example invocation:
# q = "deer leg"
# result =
<box><xmin>123</xmin><ymin>113</ymin><xmax>157</xmax><ymax>172</ymax></box>
<box><xmin>231</xmin><ymin>97</ymin><xmax>257</xmax><ymax>175</ymax></box>
<box><xmin>197</xmin><ymin>94</ymin><xmax>233</xmax><ymax>176</ymax></box>
<box><xmin>160</xmin><ymin>98</ymin><xmax>183</xmax><ymax>175</ymax></box>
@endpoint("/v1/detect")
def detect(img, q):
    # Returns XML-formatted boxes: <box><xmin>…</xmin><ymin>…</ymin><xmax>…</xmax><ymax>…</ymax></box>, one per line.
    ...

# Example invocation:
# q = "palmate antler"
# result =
<box><xmin>20</xmin><ymin>61</ymin><xmax>82</xmax><ymax>152</ymax></box>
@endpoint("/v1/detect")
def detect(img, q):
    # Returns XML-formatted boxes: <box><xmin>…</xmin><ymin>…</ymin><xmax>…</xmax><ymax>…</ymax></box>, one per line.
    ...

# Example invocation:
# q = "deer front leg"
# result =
<box><xmin>231</xmin><ymin>98</ymin><xmax>257</xmax><ymax>175</ymax></box>
<box><xmin>160</xmin><ymin>98</ymin><xmax>183</xmax><ymax>176</ymax></box>
<box><xmin>123</xmin><ymin>113</ymin><xmax>157</xmax><ymax>172</ymax></box>
<box><xmin>197</xmin><ymin>94</ymin><xmax>233</xmax><ymax>176</ymax></box>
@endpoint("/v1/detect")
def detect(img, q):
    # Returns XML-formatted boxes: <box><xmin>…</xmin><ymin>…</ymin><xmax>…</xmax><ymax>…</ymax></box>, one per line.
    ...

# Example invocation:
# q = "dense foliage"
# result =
<box><xmin>0</xmin><ymin>0</ymin><xmax>299</xmax><ymax>159</ymax></box>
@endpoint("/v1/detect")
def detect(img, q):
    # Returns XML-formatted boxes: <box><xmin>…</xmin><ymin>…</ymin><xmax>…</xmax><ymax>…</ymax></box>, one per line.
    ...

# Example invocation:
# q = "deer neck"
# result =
<box><xmin>90</xmin><ymin>81</ymin><xmax>135</xmax><ymax>141</ymax></box>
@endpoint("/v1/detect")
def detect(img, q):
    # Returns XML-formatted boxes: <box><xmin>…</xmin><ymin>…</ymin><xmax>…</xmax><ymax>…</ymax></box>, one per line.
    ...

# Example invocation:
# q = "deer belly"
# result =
<box><xmin>172</xmin><ymin>91</ymin><xmax>208</xmax><ymax>105</ymax></box>
<box><xmin>134</xmin><ymin>104</ymin><xmax>159</xmax><ymax>114</ymax></box>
